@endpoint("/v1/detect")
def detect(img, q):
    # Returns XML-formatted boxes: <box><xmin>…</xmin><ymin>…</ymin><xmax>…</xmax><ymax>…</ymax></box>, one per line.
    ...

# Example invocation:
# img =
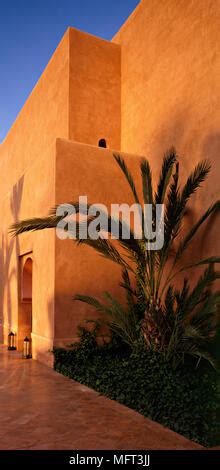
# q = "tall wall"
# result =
<box><xmin>0</xmin><ymin>29</ymin><xmax>70</xmax><ymax>364</ymax></box>
<box><xmin>54</xmin><ymin>29</ymin><xmax>121</xmax><ymax>344</ymax></box>
<box><xmin>54</xmin><ymin>139</ymin><xmax>141</xmax><ymax>344</ymax></box>
<box><xmin>69</xmin><ymin>28</ymin><xmax>121</xmax><ymax>149</ymax></box>
<box><xmin>1</xmin><ymin>0</ymin><xmax>219</xmax><ymax>363</ymax></box>
<box><xmin>0</xmin><ymin>26</ymin><xmax>122</xmax><ymax>363</ymax></box>
<box><xmin>113</xmin><ymin>0</ymin><xmax>220</xmax><ymax>279</ymax></box>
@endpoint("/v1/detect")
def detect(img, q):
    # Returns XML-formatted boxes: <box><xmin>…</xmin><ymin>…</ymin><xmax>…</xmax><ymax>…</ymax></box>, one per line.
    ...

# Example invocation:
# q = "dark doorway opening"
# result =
<box><xmin>18</xmin><ymin>256</ymin><xmax>33</xmax><ymax>351</ymax></box>
<box><xmin>98</xmin><ymin>138</ymin><xmax>107</xmax><ymax>148</ymax></box>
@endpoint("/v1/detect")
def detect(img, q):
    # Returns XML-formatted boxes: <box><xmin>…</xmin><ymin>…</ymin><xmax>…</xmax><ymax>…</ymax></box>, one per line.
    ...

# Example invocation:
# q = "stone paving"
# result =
<box><xmin>0</xmin><ymin>345</ymin><xmax>202</xmax><ymax>450</ymax></box>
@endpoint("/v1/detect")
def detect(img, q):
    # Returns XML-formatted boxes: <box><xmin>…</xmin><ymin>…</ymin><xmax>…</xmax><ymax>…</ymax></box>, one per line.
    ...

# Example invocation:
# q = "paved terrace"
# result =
<box><xmin>0</xmin><ymin>345</ymin><xmax>202</xmax><ymax>450</ymax></box>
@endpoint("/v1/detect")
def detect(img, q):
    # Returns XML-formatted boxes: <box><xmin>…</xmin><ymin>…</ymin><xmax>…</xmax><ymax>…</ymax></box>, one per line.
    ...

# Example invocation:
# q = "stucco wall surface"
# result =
<box><xmin>54</xmin><ymin>138</ymin><xmax>142</xmax><ymax>344</ymax></box>
<box><xmin>113</xmin><ymin>0</ymin><xmax>220</xmax><ymax>279</ymax></box>
<box><xmin>0</xmin><ymin>0</ymin><xmax>219</xmax><ymax>364</ymax></box>
<box><xmin>0</xmin><ymin>30</ymin><xmax>70</xmax><ymax>364</ymax></box>
<box><xmin>69</xmin><ymin>28</ymin><xmax>121</xmax><ymax>149</ymax></box>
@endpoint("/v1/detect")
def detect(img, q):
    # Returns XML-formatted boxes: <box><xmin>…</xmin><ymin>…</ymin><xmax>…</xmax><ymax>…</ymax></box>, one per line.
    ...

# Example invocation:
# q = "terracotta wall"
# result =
<box><xmin>69</xmin><ymin>28</ymin><xmax>121</xmax><ymax>149</ymax></box>
<box><xmin>0</xmin><ymin>27</ymin><xmax>121</xmax><ymax>362</ymax></box>
<box><xmin>0</xmin><ymin>29</ymin><xmax>70</xmax><ymax>365</ymax></box>
<box><xmin>54</xmin><ymin>138</ymin><xmax>141</xmax><ymax>344</ymax></box>
<box><xmin>0</xmin><ymin>0</ymin><xmax>219</xmax><ymax>363</ymax></box>
<box><xmin>113</xmin><ymin>0</ymin><xmax>220</xmax><ymax>280</ymax></box>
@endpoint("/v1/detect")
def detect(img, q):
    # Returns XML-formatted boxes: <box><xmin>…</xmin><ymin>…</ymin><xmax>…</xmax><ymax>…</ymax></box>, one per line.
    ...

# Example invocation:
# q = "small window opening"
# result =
<box><xmin>98</xmin><ymin>138</ymin><xmax>107</xmax><ymax>148</ymax></box>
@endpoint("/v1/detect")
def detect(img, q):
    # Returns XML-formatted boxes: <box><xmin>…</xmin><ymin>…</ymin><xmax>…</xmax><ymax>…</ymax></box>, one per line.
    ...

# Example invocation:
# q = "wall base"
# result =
<box><xmin>31</xmin><ymin>333</ymin><xmax>54</xmax><ymax>368</ymax></box>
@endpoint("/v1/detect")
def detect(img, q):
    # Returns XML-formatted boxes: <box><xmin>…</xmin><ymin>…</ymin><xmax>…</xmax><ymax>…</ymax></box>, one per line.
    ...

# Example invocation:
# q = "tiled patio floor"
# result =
<box><xmin>0</xmin><ymin>345</ymin><xmax>202</xmax><ymax>450</ymax></box>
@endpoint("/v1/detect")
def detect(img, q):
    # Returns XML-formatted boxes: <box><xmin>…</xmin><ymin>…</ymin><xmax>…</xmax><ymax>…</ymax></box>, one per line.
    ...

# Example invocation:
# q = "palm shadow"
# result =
<box><xmin>0</xmin><ymin>176</ymin><xmax>24</xmax><ymax>343</ymax></box>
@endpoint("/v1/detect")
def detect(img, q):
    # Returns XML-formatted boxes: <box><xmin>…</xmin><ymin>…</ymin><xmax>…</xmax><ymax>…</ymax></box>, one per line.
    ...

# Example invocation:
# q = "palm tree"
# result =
<box><xmin>11</xmin><ymin>148</ymin><xmax>220</xmax><ymax>368</ymax></box>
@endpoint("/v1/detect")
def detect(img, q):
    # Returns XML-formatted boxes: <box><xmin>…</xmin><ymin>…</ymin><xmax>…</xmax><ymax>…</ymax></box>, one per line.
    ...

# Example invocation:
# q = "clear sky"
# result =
<box><xmin>0</xmin><ymin>0</ymin><xmax>139</xmax><ymax>142</ymax></box>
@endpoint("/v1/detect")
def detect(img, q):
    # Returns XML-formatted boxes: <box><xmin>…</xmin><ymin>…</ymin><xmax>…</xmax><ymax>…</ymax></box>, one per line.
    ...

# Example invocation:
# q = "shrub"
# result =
<box><xmin>54</xmin><ymin>330</ymin><xmax>220</xmax><ymax>447</ymax></box>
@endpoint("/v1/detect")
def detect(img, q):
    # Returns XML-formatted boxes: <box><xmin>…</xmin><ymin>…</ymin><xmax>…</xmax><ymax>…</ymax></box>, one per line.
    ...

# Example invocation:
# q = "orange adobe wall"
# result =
<box><xmin>113</xmin><ymin>0</ymin><xmax>220</xmax><ymax>282</ymax></box>
<box><xmin>0</xmin><ymin>29</ymin><xmax>70</xmax><ymax>365</ymax></box>
<box><xmin>0</xmin><ymin>0</ymin><xmax>219</xmax><ymax>364</ymax></box>
<box><xmin>54</xmin><ymin>139</ymin><xmax>141</xmax><ymax>346</ymax></box>
<box><xmin>69</xmin><ymin>28</ymin><xmax>121</xmax><ymax>149</ymax></box>
<box><xmin>0</xmin><ymin>27</ymin><xmax>122</xmax><ymax>364</ymax></box>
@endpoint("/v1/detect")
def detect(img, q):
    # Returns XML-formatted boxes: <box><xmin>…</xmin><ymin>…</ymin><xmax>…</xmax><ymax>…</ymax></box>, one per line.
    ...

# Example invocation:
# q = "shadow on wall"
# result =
<box><xmin>0</xmin><ymin>176</ymin><xmax>24</xmax><ymax>344</ymax></box>
<box><xmin>196</xmin><ymin>131</ymin><xmax>220</xmax><ymax>259</ymax></box>
<box><xmin>150</xmin><ymin>108</ymin><xmax>220</xmax><ymax>271</ymax></box>
<box><xmin>201</xmin><ymin>131</ymin><xmax>220</xmax><ymax>204</ymax></box>
<box><xmin>202</xmin><ymin>132</ymin><xmax>220</xmax><ymax>161</ymax></box>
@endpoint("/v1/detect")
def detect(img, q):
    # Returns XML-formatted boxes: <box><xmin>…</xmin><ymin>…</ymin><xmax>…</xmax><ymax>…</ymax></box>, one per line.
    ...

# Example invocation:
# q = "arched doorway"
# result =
<box><xmin>18</xmin><ymin>255</ymin><xmax>33</xmax><ymax>351</ymax></box>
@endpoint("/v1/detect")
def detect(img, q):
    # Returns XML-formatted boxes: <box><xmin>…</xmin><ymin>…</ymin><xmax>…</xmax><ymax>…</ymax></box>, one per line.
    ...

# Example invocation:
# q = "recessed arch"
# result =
<box><xmin>18</xmin><ymin>255</ymin><xmax>33</xmax><ymax>351</ymax></box>
<box><xmin>22</xmin><ymin>257</ymin><xmax>33</xmax><ymax>301</ymax></box>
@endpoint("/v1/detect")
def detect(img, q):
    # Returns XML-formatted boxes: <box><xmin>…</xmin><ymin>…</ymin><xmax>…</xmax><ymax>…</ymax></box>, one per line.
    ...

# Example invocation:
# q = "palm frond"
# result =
<box><xmin>47</xmin><ymin>200</ymin><xmax>144</xmax><ymax>259</ymax></box>
<box><xmin>189</xmin><ymin>291</ymin><xmax>220</xmax><ymax>330</ymax></box>
<box><xmin>175</xmin><ymin>278</ymin><xmax>190</xmax><ymax>313</ymax></box>
<box><xmin>10</xmin><ymin>215</ymin><xmax>63</xmax><ymax>236</ymax></box>
<box><xmin>164</xmin><ymin>285</ymin><xmax>175</xmax><ymax>316</ymax></box>
<box><xmin>155</xmin><ymin>147</ymin><xmax>177</xmax><ymax>205</ymax></box>
<box><xmin>113</xmin><ymin>153</ymin><xmax>141</xmax><ymax>206</ymax></box>
<box><xmin>60</xmin><ymin>201</ymin><xmax>143</xmax><ymax>257</ymax></box>
<box><xmin>141</xmin><ymin>158</ymin><xmax>153</xmax><ymax>205</ymax></box>
<box><xmin>77</xmin><ymin>238</ymin><xmax>133</xmax><ymax>271</ymax></box>
<box><xmin>74</xmin><ymin>294</ymin><xmax>112</xmax><ymax>315</ymax></box>
<box><xmin>103</xmin><ymin>291</ymin><xmax>138</xmax><ymax>345</ymax></box>
<box><xmin>163</xmin><ymin>162</ymin><xmax>180</xmax><ymax>243</ymax></box>
<box><xmin>75</xmin><ymin>291</ymin><xmax>139</xmax><ymax>348</ymax></box>
<box><xmin>179</xmin><ymin>159</ymin><xmax>211</xmax><ymax>209</ymax></box>
<box><xmin>162</xmin><ymin>257</ymin><xmax>220</xmax><ymax>294</ymax></box>
<box><xmin>184</xmin><ymin>266</ymin><xmax>220</xmax><ymax>315</ymax></box>
<box><xmin>178</xmin><ymin>339</ymin><xmax>217</xmax><ymax>369</ymax></box>
<box><xmin>156</xmin><ymin>162</ymin><xmax>180</xmax><ymax>289</ymax></box>
<box><xmin>179</xmin><ymin>256</ymin><xmax>220</xmax><ymax>273</ymax></box>
<box><xmin>49</xmin><ymin>201</ymin><xmax>84</xmax><ymax>217</ymax></box>
<box><xmin>120</xmin><ymin>268</ymin><xmax>135</xmax><ymax>301</ymax></box>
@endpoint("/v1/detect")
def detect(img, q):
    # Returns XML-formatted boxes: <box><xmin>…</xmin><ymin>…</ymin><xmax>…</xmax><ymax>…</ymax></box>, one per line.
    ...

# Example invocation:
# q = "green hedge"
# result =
<box><xmin>54</xmin><ymin>331</ymin><xmax>220</xmax><ymax>447</ymax></box>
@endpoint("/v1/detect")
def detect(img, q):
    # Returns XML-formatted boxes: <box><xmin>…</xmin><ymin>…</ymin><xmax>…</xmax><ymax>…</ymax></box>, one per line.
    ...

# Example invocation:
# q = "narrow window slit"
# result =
<box><xmin>98</xmin><ymin>138</ymin><xmax>107</xmax><ymax>148</ymax></box>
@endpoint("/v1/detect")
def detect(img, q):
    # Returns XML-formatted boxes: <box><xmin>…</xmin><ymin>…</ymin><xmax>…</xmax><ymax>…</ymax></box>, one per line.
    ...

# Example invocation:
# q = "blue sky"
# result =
<box><xmin>0</xmin><ymin>0</ymin><xmax>139</xmax><ymax>142</ymax></box>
